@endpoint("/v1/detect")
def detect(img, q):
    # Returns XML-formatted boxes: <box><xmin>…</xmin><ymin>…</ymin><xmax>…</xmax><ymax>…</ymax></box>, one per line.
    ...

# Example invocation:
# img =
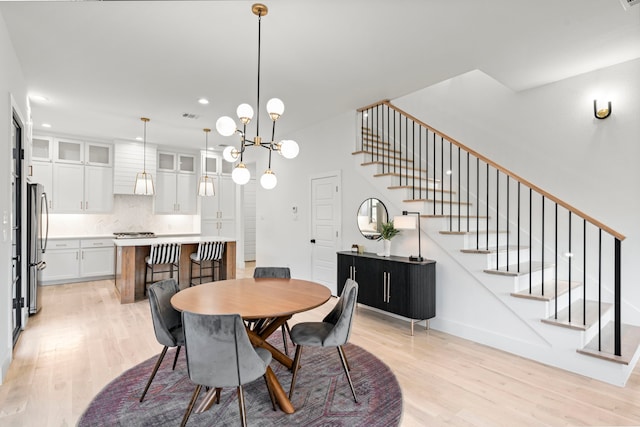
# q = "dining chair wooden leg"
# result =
<box><xmin>281</xmin><ymin>325</ymin><xmax>289</xmax><ymax>356</ymax></box>
<box><xmin>288</xmin><ymin>345</ymin><xmax>303</xmax><ymax>399</ymax></box>
<box><xmin>172</xmin><ymin>346</ymin><xmax>181</xmax><ymax>370</ymax></box>
<box><xmin>237</xmin><ymin>385</ymin><xmax>247</xmax><ymax>427</ymax></box>
<box><xmin>139</xmin><ymin>345</ymin><xmax>168</xmax><ymax>402</ymax></box>
<box><xmin>337</xmin><ymin>345</ymin><xmax>357</xmax><ymax>403</ymax></box>
<box><xmin>180</xmin><ymin>384</ymin><xmax>202</xmax><ymax>427</ymax></box>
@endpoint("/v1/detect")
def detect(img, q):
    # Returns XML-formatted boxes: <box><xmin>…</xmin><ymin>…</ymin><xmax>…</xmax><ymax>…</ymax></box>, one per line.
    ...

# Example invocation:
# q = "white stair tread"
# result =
<box><xmin>484</xmin><ymin>261</ymin><xmax>553</xmax><ymax>277</ymax></box>
<box><xmin>511</xmin><ymin>280</ymin><xmax>581</xmax><ymax>301</ymax></box>
<box><xmin>577</xmin><ymin>322</ymin><xmax>640</xmax><ymax>365</ymax></box>
<box><xmin>541</xmin><ymin>299</ymin><xmax>612</xmax><ymax>331</ymax></box>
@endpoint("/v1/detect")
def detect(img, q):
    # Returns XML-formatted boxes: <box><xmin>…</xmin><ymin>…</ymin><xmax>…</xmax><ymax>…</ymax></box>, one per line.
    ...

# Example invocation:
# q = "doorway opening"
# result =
<box><xmin>11</xmin><ymin>112</ymin><xmax>23</xmax><ymax>346</ymax></box>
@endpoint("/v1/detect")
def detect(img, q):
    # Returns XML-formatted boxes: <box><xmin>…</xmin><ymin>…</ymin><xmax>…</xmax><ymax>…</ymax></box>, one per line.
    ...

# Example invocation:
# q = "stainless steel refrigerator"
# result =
<box><xmin>27</xmin><ymin>183</ymin><xmax>48</xmax><ymax>314</ymax></box>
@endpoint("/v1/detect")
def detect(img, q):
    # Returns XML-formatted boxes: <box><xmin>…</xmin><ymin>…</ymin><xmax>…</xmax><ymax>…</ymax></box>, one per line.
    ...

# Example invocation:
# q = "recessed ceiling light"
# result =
<box><xmin>135</xmin><ymin>136</ymin><xmax>143</xmax><ymax>141</ymax></box>
<box><xmin>198</xmin><ymin>98</ymin><xmax>209</xmax><ymax>105</ymax></box>
<box><xmin>42</xmin><ymin>123</ymin><xmax>52</xmax><ymax>128</ymax></box>
<box><xmin>30</xmin><ymin>95</ymin><xmax>49</xmax><ymax>103</ymax></box>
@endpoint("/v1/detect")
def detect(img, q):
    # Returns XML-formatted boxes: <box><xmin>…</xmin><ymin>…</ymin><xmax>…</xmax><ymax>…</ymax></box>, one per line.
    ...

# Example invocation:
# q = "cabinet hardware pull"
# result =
<box><xmin>387</xmin><ymin>272</ymin><xmax>391</xmax><ymax>302</ymax></box>
<box><xmin>29</xmin><ymin>165</ymin><xmax>33</xmax><ymax>176</ymax></box>
<box><xmin>85</xmin><ymin>201</ymin><xmax>88</xmax><ymax>210</ymax></box>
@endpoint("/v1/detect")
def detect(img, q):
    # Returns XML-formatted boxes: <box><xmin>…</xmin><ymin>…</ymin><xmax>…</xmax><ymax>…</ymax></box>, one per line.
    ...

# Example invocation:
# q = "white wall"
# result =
<box><xmin>0</xmin><ymin>10</ymin><xmax>28</xmax><ymax>383</ymax></box>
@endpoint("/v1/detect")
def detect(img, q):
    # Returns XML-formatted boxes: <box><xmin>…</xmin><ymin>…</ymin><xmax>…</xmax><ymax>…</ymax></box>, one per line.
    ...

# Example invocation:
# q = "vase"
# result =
<box><xmin>383</xmin><ymin>239</ymin><xmax>391</xmax><ymax>257</ymax></box>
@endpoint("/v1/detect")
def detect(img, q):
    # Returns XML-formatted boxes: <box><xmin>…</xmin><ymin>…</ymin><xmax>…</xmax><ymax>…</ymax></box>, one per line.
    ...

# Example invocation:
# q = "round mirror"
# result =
<box><xmin>357</xmin><ymin>198</ymin><xmax>388</xmax><ymax>240</ymax></box>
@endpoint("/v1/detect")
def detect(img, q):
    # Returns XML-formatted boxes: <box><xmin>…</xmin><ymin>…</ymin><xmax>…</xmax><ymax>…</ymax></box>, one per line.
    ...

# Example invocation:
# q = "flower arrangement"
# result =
<box><xmin>378</xmin><ymin>221</ymin><xmax>400</xmax><ymax>241</ymax></box>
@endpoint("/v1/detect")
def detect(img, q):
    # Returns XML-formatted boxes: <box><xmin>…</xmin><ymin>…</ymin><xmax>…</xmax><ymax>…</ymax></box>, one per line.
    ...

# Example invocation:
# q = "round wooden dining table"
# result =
<box><xmin>170</xmin><ymin>277</ymin><xmax>332</xmax><ymax>414</ymax></box>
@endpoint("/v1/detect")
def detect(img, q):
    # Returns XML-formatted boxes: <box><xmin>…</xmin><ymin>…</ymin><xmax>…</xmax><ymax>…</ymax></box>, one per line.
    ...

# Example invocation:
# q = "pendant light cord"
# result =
<box><xmin>256</xmin><ymin>11</ymin><xmax>262</xmax><ymax>141</ymax></box>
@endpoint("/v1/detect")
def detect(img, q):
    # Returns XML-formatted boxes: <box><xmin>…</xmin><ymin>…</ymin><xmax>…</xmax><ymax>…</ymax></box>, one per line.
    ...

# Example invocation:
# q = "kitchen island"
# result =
<box><xmin>113</xmin><ymin>236</ymin><xmax>236</xmax><ymax>304</ymax></box>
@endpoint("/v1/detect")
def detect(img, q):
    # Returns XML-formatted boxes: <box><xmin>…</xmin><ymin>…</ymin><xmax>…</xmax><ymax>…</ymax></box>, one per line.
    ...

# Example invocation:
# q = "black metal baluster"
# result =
<box><xmin>506</xmin><ymin>176</ymin><xmax>510</xmax><ymax>271</ymax></box>
<box><xmin>496</xmin><ymin>169</ymin><xmax>499</xmax><ymax>270</ymax></box>
<box><xmin>568</xmin><ymin>211</ymin><xmax>572</xmax><ymax>323</ymax></box>
<box><xmin>529</xmin><ymin>187</ymin><xmax>532</xmax><ymax>293</ymax></box>
<box><xmin>598</xmin><ymin>229</ymin><xmax>602</xmax><ymax>351</ymax></box>
<box><xmin>615</xmin><ymin>238</ymin><xmax>621</xmax><ymax>356</ymax></box>
<box><xmin>554</xmin><ymin>203</ymin><xmax>558</xmax><ymax>319</ymax></box>
<box><xmin>466</xmin><ymin>152</ymin><xmax>470</xmax><ymax>232</ymax></box>
<box><xmin>583</xmin><ymin>220</ymin><xmax>586</xmax><ymax>325</ymax></box>
<box><xmin>517</xmin><ymin>182</ymin><xmax>520</xmax><ymax>273</ymax></box>
<box><xmin>440</xmin><ymin>136</ymin><xmax>444</xmax><ymax>217</ymax></box>
<box><xmin>449</xmin><ymin>141</ymin><xmax>453</xmax><ymax>231</ymax></box>
<box><xmin>541</xmin><ymin>196</ymin><xmax>545</xmax><ymax>297</ymax></box>
<box><xmin>486</xmin><ymin>163</ymin><xmax>489</xmax><ymax>249</ymax></box>
<box><xmin>411</xmin><ymin>121</ymin><xmax>416</xmax><ymax>200</ymax></box>
<box><xmin>476</xmin><ymin>157</ymin><xmax>480</xmax><ymax>249</ymax></box>
<box><xmin>433</xmin><ymin>133</ymin><xmax>436</xmax><ymax>216</ymax></box>
<box><xmin>458</xmin><ymin>146</ymin><xmax>461</xmax><ymax>232</ymax></box>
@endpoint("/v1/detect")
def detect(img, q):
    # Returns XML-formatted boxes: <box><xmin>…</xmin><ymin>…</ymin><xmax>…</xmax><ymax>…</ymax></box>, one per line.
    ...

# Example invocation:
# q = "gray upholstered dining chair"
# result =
<box><xmin>144</xmin><ymin>243</ymin><xmax>181</xmax><ymax>296</ymax></box>
<box><xmin>189</xmin><ymin>241</ymin><xmax>225</xmax><ymax>286</ymax></box>
<box><xmin>180</xmin><ymin>312</ymin><xmax>276</xmax><ymax>427</ymax></box>
<box><xmin>253</xmin><ymin>266</ymin><xmax>292</xmax><ymax>355</ymax></box>
<box><xmin>288</xmin><ymin>278</ymin><xmax>359</xmax><ymax>402</ymax></box>
<box><xmin>139</xmin><ymin>278</ymin><xmax>184</xmax><ymax>402</ymax></box>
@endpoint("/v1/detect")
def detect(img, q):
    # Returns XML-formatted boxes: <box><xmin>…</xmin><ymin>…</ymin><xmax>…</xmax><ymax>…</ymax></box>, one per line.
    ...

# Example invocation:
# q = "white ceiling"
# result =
<box><xmin>2</xmin><ymin>0</ymin><xmax>639</xmax><ymax>151</ymax></box>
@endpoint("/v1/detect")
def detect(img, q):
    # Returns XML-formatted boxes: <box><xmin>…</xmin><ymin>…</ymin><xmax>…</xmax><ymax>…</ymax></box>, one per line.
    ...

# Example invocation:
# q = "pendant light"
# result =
<box><xmin>198</xmin><ymin>128</ymin><xmax>215</xmax><ymax>196</ymax></box>
<box><xmin>217</xmin><ymin>3</ymin><xmax>299</xmax><ymax>190</ymax></box>
<box><xmin>133</xmin><ymin>117</ymin><xmax>154</xmax><ymax>195</ymax></box>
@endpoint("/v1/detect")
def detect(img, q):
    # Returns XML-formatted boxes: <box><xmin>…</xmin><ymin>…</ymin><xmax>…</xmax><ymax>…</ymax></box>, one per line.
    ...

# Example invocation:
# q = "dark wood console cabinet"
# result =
<box><xmin>337</xmin><ymin>251</ymin><xmax>436</xmax><ymax>334</ymax></box>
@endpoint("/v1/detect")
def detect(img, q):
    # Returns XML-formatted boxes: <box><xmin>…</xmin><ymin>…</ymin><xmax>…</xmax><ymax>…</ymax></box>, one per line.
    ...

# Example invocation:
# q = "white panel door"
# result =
<box><xmin>310</xmin><ymin>173</ymin><xmax>341</xmax><ymax>295</ymax></box>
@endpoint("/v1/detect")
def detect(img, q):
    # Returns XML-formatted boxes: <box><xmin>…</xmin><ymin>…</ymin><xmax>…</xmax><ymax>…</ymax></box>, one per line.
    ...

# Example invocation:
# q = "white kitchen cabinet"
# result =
<box><xmin>42</xmin><ymin>238</ymin><xmax>114</xmax><ymax>284</ymax></box>
<box><xmin>54</xmin><ymin>138</ymin><xmax>84</xmax><ymax>164</ymax></box>
<box><xmin>29</xmin><ymin>161</ymin><xmax>53</xmax><ymax>205</ymax></box>
<box><xmin>53</xmin><ymin>163</ymin><xmax>84</xmax><ymax>212</ymax></box>
<box><xmin>84</xmin><ymin>165</ymin><xmax>113</xmax><ymax>212</ymax></box>
<box><xmin>31</xmin><ymin>136</ymin><xmax>53</xmax><ymax>161</ymax></box>
<box><xmin>154</xmin><ymin>151</ymin><xmax>197</xmax><ymax>214</ymax></box>
<box><xmin>80</xmin><ymin>239</ymin><xmax>115</xmax><ymax>277</ymax></box>
<box><xmin>52</xmin><ymin>161</ymin><xmax>113</xmax><ymax>213</ymax></box>
<box><xmin>85</xmin><ymin>142</ymin><xmax>112</xmax><ymax>166</ymax></box>
<box><xmin>41</xmin><ymin>239</ymin><xmax>80</xmax><ymax>283</ymax></box>
<box><xmin>201</xmin><ymin>174</ymin><xmax>236</xmax><ymax>236</ymax></box>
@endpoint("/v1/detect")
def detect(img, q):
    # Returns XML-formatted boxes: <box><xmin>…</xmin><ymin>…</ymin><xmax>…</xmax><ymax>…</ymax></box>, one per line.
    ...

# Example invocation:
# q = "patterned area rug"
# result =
<box><xmin>78</xmin><ymin>338</ymin><xmax>402</xmax><ymax>426</ymax></box>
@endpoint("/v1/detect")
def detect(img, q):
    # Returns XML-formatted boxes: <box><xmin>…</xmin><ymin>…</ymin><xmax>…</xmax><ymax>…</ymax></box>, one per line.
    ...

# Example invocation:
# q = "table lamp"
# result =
<box><xmin>393</xmin><ymin>211</ymin><xmax>424</xmax><ymax>261</ymax></box>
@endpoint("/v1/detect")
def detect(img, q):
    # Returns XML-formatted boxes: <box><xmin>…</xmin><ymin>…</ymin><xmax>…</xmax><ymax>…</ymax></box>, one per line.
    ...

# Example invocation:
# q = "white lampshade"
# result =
<box><xmin>222</xmin><ymin>145</ymin><xmax>238</xmax><ymax>163</ymax></box>
<box><xmin>216</xmin><ymin>116</ymin><xmax>237</xmax><ymax>137</ymax></box>
<box><xmin>279</xmin><ymin>139</ymin><xmax>299</xmax><ymax>159</ymax></box>
<box><xmin>198</xmin><ymin>175</ymin><xmax>215</xmax><ymax>197</ymax></box>
<box><xmin>134</xmin><ymin>172</ymin><xmax>155</xmax><ymax>196</ymax></box>
<box><xmin>231</xmin><ymin>163</ymin><xmax>251</xmax><ymax>185</ymax></box>
<box><xmin>260</xmin><ymin>169</ymin><xmax>277</xmax><ymax>189</ymax></box>
<box><xmin>266</xmin><ymin>98</ymin><xmax>285</xmax><ymax>119</ymax></box>
<box><xmin>236</xmin><ymin>103</ymin><xmax>254</xmax><ymax>123</ymax></box>
<box><xmin>393</xmin><ymin>215</ymin><xmax>416</xmax><ymax>230</ymax></box>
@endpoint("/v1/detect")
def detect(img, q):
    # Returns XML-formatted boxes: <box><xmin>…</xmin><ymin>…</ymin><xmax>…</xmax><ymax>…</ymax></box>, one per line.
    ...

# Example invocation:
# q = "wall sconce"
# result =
<box><xmin>593</xmin><ymin>99</ymin><xmax>612</xmax><ymax>120</ymax></box>
<box><xmin>393</xmin><ymin>211</ymin><xmax>423</xmax><ymax>261</ymax></box>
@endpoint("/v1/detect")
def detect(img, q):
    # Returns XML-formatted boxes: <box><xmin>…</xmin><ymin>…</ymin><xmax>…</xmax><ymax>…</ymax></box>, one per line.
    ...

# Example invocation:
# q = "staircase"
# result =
<box><xmin>355</xmin><ymin>100</ymin><xmax>640</xmax><ymax>386</ymax></box>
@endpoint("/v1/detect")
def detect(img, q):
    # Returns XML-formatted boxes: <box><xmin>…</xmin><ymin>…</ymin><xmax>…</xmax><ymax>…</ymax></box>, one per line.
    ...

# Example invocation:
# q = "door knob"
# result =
<box><xmin>310</xmin><ymin>239</ymin><xmax>316</xmax><ymax>243</ymax></box>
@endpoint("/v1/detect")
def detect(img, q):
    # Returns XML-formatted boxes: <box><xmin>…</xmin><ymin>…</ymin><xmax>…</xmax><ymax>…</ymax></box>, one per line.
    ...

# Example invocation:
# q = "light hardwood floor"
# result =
<box><xmin>2</xmin><ymin>265</ymin><xmax>640</xmax><ymax>426</ymax></box>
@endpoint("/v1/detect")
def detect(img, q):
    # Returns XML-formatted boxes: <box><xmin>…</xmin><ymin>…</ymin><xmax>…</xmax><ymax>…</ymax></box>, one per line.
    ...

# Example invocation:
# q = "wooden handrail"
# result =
<box><xmin>361</xmin><ymin>100</ymin><xmax>626</xmax><ymax>241</ymax></box>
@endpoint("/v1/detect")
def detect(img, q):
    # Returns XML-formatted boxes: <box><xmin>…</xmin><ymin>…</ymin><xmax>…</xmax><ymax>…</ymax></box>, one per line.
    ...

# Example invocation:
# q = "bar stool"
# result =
<box><xmin>144</xmin><ymin>243</ymin><xmax>181</xmax><ymax>296</ymax></box>
<box><xmin>189</xmin><ymin>241</ymin><xmax>225</xmax><ymax>286</ymax></box>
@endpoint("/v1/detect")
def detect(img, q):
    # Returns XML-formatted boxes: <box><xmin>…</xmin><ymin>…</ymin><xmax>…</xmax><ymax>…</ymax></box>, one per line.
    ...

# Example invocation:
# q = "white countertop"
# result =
<box><xmin>112</xmin><ymin>235</ymin><xmax>235</xmax><ymax>247</ymax></box>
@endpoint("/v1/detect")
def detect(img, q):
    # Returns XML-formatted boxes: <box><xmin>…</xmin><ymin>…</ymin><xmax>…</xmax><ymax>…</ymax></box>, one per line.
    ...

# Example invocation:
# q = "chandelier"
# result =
<box><xmin>133</xmin><ymin>117</ymin><xmax>154</xmax><ymax>195</ymax></box>
<box><xmin>217</xmin><ymin>3</ymin><xmax>299</xmax><ymax>190</ymax></box>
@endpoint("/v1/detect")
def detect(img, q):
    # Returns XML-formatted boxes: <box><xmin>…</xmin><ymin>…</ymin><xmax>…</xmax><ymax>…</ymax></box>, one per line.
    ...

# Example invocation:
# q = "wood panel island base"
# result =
<box><xmin>113</xmin><ymin>236</ymin><xmax>236</xmax><ymax>304</ymax></box>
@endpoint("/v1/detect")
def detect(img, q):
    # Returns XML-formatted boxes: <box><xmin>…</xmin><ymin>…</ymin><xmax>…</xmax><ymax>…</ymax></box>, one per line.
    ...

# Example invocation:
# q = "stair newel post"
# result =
<box><xmin>615</xmin><ymin>237</ymin><xmax>621</xmax><ymax>356</ymax></box>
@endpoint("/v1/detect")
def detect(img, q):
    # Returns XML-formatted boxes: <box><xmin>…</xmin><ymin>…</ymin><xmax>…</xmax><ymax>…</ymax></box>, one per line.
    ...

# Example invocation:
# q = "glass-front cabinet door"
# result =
<box><xmin>54</xmin><ymin>138</ymin><xmax>83</xmax><ymax>164</ymax></box>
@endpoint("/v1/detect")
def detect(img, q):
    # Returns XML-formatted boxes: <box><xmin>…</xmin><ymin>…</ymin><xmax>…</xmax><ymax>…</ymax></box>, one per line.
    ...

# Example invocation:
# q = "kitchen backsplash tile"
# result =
<box><xmin>48</xmin><ymin>195</ymin><xmax>199</xmax><ymax>237</ymax></box>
